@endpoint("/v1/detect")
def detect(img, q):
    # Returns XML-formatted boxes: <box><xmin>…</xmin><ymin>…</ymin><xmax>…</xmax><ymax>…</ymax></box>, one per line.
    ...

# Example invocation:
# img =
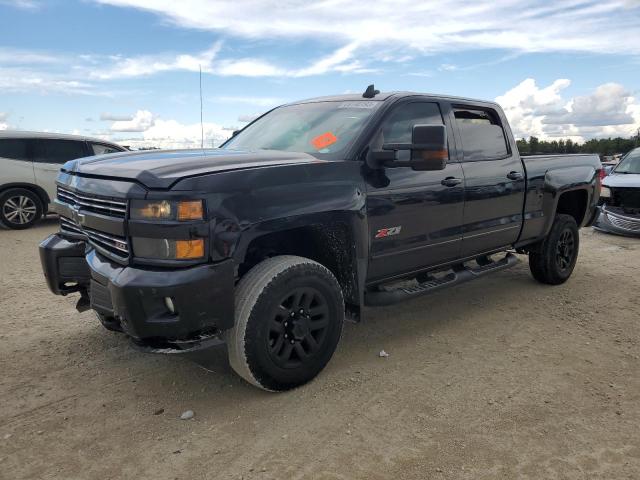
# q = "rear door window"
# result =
<box><xmin>454</xmin><ymin>108</ymin><xmax>509</xmax><ymax>160</ymax></box>
<box><xmin>0</xmin><ymin>139</ymin><xmax>31</xmax><ymax>161</ymax></box>
<box><xmin>33</xmin><ymin>139</ymin><xmax>88</xmax><ymax>164</ymax></box>
<box><xmin>90</xmin><ymin>143</ymin><xmax>122</xmax><ymax>155</ymax></box>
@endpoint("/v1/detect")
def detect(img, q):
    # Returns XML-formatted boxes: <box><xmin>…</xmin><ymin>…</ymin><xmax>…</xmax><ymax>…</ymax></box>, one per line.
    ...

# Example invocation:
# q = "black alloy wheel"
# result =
<box><xmin>267</xmin><ymin>287</ymin><xmax>330</xmax><ymax>368</ymax></box>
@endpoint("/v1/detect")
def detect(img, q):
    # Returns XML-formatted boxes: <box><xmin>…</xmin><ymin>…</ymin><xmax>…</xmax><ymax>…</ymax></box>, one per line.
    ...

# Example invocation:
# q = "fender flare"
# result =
<box><xmin>230</xmin><ymin>210</ymin><xmax>369</xmax><ymax>308</ymax></box>
<box><xmin>540</xmin><ymin>166</ymin><xmax>597</xmax><ymax>236</ymax></box>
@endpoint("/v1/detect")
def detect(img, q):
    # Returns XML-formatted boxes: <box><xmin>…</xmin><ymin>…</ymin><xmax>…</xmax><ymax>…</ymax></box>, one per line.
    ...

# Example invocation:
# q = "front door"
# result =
<box><xmin>365</xmin><ymin>100</ymin><xmax>465</xmax><ymax>282</ymax></box>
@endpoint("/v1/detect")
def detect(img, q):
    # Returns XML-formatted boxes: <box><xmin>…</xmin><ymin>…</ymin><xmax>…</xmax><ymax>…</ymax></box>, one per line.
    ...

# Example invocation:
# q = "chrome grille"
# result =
<box><xmin>57</xmin><ymin>187</ymin><xmax>127</xmax><ymax>218</ymax></box>
<box><xmin>606</xmin><ymin>211</ymin><xmax>640</xmax><ymax>232</ymax></box>
<box><xmin>60</xmin><ymin>216</ymin><xmax>129</xmax><ymax>258</ymax></box>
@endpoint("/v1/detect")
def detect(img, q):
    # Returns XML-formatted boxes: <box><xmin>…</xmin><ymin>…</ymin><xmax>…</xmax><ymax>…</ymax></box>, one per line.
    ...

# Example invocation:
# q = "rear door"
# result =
<box><xmin>33</xmin><ymin>139</ymin><xmax>90</xmax><ymax>201</ymax></box>
<box><xmin>453</xmin><ymin>105</ymin><xmax>525</xmax><ymax>257</ymax></box>
<box><xmin>365</xmin><ymin>99</ymin><xmax>465</xmax><ymax>281</ymax></box>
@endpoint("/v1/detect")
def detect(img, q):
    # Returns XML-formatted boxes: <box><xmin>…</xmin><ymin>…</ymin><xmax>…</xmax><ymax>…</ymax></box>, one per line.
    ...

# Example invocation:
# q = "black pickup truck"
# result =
<box><xmin>40</xmin><ymin>86</ymin><xmax>601</xmax><ymax>391</ymax></box>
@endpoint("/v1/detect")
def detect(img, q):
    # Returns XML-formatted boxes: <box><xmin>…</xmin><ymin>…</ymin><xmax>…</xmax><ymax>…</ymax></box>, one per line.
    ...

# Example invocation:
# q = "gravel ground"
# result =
<box><xmin>1</xmin><ymin>218</ymin><xmax>639</xmax><ymax>479</ymax></box>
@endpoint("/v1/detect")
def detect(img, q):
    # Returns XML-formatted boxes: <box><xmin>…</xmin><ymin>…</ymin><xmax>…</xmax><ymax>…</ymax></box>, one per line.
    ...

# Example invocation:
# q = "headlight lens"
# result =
<box><xmin>600</xmin><ymin>186</ymin><xmax>611</xmax><ymax>198</ymax></box>
<box><xmin>132</xmin><ymin>238</ymin><xmax>205</xmax><ymax>260</ymax></box>
<box><xmin>131</xmin><ymin>199</ymin><xmax>204</xmax><ymax>221</ymax></box>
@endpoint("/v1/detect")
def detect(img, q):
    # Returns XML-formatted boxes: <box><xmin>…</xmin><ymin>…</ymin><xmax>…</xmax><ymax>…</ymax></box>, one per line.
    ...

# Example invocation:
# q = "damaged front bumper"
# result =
<box><xmin>593</xmin><ymin>205</ymin><xmax>640</xmax><ymax>237</ymax></box>
<box><xmin>39</xmin><ymin>233</ymin><xmax>235</xmax><ymax>353</ymax></box>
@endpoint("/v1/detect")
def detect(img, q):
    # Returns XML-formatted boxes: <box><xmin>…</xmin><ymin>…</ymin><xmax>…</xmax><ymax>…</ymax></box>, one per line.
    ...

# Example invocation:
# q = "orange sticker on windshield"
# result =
<box><xmin>311</xmin><ymin>132</ymin><xmax>337</xmax><ymax>150</ymax></box>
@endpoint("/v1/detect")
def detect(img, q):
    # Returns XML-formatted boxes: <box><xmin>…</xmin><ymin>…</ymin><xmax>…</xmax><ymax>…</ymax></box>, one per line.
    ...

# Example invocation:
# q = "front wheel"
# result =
<box><xmin>529</xmin><ymin>214</ymin><xmax>579</xmax><ymax>285</ymax></box>
<box><xmin>226</xmin><ymin>255</ymin><xmax>344</xmax><ymax>391</ymax></box>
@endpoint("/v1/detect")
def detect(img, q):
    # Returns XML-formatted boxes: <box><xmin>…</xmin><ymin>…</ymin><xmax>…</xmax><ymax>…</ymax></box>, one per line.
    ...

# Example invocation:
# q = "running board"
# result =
<box><xmin>364</xmin><ymin>253</ymin><xmax>519</xmax><ymax>307</ymax></box>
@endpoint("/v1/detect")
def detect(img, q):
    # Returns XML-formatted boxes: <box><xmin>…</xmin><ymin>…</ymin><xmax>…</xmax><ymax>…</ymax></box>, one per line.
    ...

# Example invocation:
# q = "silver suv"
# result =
<box><xmin>0</xmin><ymin>131</ymin><xmax>126</xmax><ymax>229</ymax></box>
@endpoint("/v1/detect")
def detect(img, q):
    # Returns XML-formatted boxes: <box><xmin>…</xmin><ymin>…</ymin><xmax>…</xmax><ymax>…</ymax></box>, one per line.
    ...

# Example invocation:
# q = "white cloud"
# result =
<box><xmin>0</xmin><ymin>0</ymin><xmax>40</xmax><ymax>10</ymax></box>
<box><xmin>101</xmin><ymin>110</ymin><xmax>232</xmax><ymax>148</ymax></box>
<box><xmin>0</xmin><ymin>112</ymin><xmax>7</xmax><ymax>122</ymax></box>
<box><xmin>100</xmin><ymin>113</ymin><xmax>134</xmax><ymax>121</ymax></box>
<box><xmin>497</xmin><ymin>78</ymin><xmax>640</xmax><ymax>141</ymax></box>
<box><xmin>90</xmin><ymin>43</ymin><xmax>221</xmax><ymax>80</ymax></box>
<box><xmin>108</xmin><ymin>120</ymin><xmax>232</xmax><ymax>149</ymax></box>
<box><xmin>138</xmin><ymin>119</ymin><xmax>232</xmax><ymax>148</ymax></box>
<box><xmin>0</xmin><ymin>47</ymin><xmax>61</xmax><ymax>65</ymax></box>
<box><xmin>544</xmin><ymin>83</ymin><xmax>635</xmax><ymax>127</ymax></box>
<box><xmin>0</xmin><ymin>66</ymin><xmax>108</xmax><ymax>95</ymax></box>
<box><xmin>110</xmin><ymin>110</ymin><xmax>155</xmax><ymax>132</ymax></box>
<box><xmin>92</xmin><ymin>0</ymin><xmax>640</xmax><ymax>56</ymax></box>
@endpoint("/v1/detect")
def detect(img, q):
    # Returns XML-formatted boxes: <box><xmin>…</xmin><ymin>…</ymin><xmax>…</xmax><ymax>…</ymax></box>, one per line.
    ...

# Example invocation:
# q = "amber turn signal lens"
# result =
<box><xmin>175</xmin><ymin>239</ymin><xmax>205</xmax><ymax>259</ymax></box>
<box><xmin>177</xmin><ymin>200</ymin><xmax>204</xmax><ymax>221</ymax></box>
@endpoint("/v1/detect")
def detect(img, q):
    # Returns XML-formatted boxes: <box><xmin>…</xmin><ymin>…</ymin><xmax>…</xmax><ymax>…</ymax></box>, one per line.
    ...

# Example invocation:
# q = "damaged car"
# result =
<box><xmin>594</xmin><ymin>147</ymin><xmax>640</xmax><ymax>237</ymax></box>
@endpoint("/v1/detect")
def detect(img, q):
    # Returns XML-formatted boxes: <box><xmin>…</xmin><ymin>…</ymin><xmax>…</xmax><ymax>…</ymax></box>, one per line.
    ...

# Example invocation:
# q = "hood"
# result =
<box><xmin>61</xmin><ymin>148</ymin><xmax>321</xmax><ymax>189</ymax></box>
<box><xmin>603</xmin><ymin>172</ymin><xmax>640</xmax><ymax>189</ymax></box>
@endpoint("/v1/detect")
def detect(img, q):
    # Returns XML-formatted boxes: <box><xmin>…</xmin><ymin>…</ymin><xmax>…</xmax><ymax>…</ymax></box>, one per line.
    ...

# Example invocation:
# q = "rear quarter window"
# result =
<box><xmin>455</xmin><ymin>108</ymin><xmax>509</xmax><ymax>161</ymax></box>
<box><xmin>0</xmin><ymin>139</ymin><xmax>30</xmax><ymax>161</ymax></box>
<box><xmin>91</xmin><ymin>143</ymin><xmax>123</xmax><ymax>155</ymax></box>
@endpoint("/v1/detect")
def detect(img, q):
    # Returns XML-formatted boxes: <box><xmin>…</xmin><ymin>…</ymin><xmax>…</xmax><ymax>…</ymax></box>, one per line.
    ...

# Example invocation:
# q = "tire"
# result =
<box><xmin>0</xmin><ymin>188</ymin><xmax>43</xmax><ymax>230</ymax></box>
<box><xmin>226</xmin><ymin>255</ymin><xmax>344</xmax><ymax>391</ymax></box>
<box><xmin>529</xmin><ymin>214</ymin><xmax>579</xmax><ymax>285</ymax></box>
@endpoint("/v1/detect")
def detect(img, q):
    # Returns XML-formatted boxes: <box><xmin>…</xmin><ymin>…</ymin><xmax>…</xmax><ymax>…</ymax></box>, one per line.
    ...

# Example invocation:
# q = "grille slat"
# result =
<box><xmin>606</xmin><ymin>212</ymin><xmax>640</xmax><ymax>232</ymax></box>
<box><xmin>60</xmin><ymin>216</ymin><xmax>129</xmax><ymax>259</ymax></box>
<box><xmin>57</xmin><ymin>187</ymin><xmax>127</xmax><ymax>218</ymax></box>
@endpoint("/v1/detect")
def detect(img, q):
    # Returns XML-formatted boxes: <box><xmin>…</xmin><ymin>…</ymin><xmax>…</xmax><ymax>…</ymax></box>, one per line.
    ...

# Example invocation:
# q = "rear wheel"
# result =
<box><xmin>0</xmin><ymin>188</ymin><xmax>43</xmax><ymax>229</ymax></box>
<box><xmin>226</xmin><ymin>255</ymin><xmax>344</xmax><ymax>391</ymax></box>
<box><xmin>529</xmin><ymin>214</ymin><xmax>579</xmax><ymax>285</ymax></box>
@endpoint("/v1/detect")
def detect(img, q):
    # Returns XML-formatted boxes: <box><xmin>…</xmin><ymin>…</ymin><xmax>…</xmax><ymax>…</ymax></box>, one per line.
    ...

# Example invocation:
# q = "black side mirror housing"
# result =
<box><xmin>378</xmin><ymin>124</ymin><xmax>448</xmax><ymax>171</ymax></box>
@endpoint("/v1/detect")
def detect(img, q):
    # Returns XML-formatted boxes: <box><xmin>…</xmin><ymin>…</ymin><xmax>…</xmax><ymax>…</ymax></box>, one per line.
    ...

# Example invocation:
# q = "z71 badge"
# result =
<box><xmin>375</xmin><ymin>226</ymin><xmax>402</xmax><ymax>239</ymax></box>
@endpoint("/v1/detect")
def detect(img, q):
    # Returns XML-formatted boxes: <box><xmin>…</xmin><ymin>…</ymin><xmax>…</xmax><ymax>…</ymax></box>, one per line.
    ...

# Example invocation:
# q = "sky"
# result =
<box><xmin>0</xmin><ymin>0</ymin><xmax>639</xmax><ymax>148</ymax></box>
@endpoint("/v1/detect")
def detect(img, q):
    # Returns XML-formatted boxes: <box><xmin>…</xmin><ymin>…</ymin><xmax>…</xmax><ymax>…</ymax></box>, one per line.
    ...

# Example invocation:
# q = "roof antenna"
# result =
<box><xmin>362</xmin><ymin>84</ymin><xmax>379</xmax><ymax>98</ymax></box>
<box><xmin>199</xmin><ymin>64</ymin><xmax>204</xmax><ymax>150</ymax></box>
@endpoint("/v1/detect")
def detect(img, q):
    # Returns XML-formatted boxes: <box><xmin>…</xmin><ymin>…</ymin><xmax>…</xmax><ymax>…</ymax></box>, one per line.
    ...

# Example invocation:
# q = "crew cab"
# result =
<box><xmin>39</xmin><ymin>87</ymin><xmax>601</xmax><ymax>391</ymax></box>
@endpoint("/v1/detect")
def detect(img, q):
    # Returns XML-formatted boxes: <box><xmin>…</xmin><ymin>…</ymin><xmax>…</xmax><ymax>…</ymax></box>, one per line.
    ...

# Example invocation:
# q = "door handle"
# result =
<box><xmin>507</xmin><ymin>171</ymin><xmax>523</xmax><ymax>180</ymax></box>
<box><xmin>441</xmin><ymin>177</ymin><xmax>462</xmax><ymax>187</ymax></box>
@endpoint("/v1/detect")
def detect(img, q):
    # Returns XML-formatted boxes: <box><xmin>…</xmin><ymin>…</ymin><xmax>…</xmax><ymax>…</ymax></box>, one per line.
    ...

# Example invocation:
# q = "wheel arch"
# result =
<box><xmin>539</xmin><ymin>165</ymin><xmax>597</xmax><ymax>236</ymax></box>
<box><xmin>0</xmin><ymin>182</ymin><xmax>50</xmax><ymax>209</ymax></box>
<box><xmin>233</xmin><ymin>213</ymin><xmax>367</xmax><ymax>311</ymax></box>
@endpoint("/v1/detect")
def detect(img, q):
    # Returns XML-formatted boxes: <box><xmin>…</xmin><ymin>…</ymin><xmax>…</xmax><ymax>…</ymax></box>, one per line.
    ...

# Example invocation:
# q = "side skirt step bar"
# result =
<box><xmin>364</xmin><ymin>253</ymin><xmax>519</xmax><ymax>307</ymax></box>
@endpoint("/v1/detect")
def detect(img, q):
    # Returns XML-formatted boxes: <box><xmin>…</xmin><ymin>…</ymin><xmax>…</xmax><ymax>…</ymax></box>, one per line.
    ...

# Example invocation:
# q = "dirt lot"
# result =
<box><xmin>1</xmin><ymin>218</ymin><xmax>639</xmax><ymax>480</ymax></box>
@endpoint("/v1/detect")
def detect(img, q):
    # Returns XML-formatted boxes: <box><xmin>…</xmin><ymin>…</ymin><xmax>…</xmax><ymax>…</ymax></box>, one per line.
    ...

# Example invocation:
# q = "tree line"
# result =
<box><xmin>517</xmin><ymin>135</ymin><xmax>640</xmax><ymax>157</ymax></box>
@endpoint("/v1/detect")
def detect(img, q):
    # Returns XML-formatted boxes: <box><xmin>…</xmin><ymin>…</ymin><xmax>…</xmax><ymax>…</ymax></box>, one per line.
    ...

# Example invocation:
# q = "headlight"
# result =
<box><xmin>132</xmin><ymin>237</ymin><xmax>205</xmax><ymax>260</ymax></box>
<box><xmin>600</xmin><ymin>186</ymin><xmax>611</xmax><ymax>198</ymax></box>
<box><xmin>130</xmin><ymin>199</ymin><xmax>204</xmax><ymax>221</ymax></box>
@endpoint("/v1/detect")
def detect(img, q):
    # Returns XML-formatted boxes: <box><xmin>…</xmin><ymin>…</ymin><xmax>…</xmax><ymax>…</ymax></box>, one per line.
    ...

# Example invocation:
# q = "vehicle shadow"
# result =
<box><xmin>62</xmin><ymin>264</ymin><xmax>545</xmax><ymax>402</ymax></box>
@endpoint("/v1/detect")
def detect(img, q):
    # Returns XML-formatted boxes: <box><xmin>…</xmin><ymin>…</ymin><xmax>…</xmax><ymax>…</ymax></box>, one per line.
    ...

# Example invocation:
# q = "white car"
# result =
<box><xmin>0</xmin><ymin>131</ymin><xmax>126</xmax><ymax>229</ymax></box>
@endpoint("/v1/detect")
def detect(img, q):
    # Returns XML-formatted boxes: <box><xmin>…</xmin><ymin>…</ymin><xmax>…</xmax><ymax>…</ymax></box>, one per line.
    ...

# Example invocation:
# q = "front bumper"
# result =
<box><xmin>39</xmin><ymin>233</ymin><xmax>235</xmax><ymax>351</ymax></box>
<box><xmin>593</xmin><ymin>206</ymin><xmax>640</xmax><ymax>237</ymax></box>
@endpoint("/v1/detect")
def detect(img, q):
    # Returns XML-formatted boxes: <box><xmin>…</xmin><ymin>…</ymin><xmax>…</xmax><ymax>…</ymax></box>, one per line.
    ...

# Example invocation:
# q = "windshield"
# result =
<box><xmin>614</xmin><ymin>148</ymin><xmax>640</xmax><ymax>174</ymax></box>
<box><xmin>221</xmin><ymin>101</ymin><xmax>380</xmax><ymax>159</ymax></box>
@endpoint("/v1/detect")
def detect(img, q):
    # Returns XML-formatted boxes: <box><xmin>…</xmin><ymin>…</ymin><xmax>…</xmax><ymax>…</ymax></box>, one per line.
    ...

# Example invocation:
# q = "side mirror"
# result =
<box><xmin>380</xmin><ymin>124</ymin><xmax>448</xmax><ymax>171</ymax></box>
